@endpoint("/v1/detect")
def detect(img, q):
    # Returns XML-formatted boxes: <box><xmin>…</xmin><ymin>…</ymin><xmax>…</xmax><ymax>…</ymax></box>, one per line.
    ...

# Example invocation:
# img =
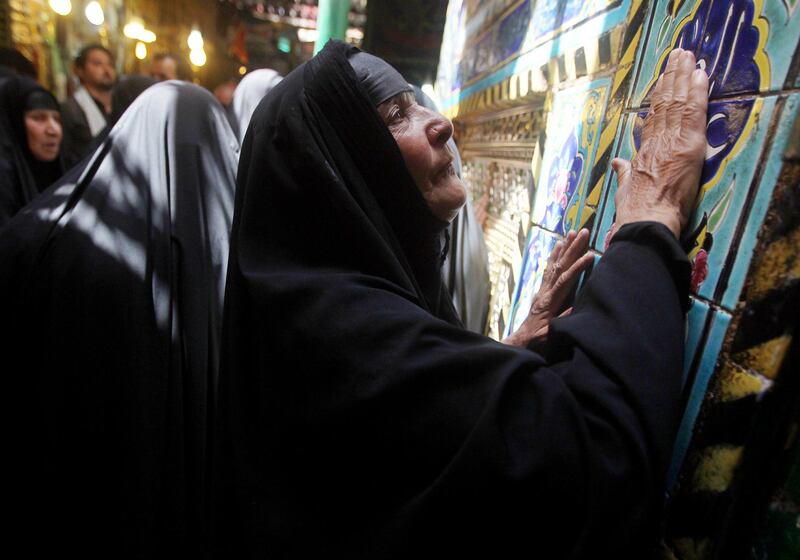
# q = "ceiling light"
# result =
<box><xmin>85</xmin><ymin>1</ymin><xmax>104</xmax><ymax>26</ymax></box>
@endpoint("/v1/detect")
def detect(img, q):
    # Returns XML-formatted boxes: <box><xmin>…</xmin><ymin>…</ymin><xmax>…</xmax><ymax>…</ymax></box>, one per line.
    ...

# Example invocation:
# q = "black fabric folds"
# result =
<box><xmin>0</xmin><ymin>76</ymin><xmax>63</xmax><ymax>226</ymax></box>
<box><xmin>0</xmin><ymin>82</ymin><xmax>238</xmax><ymax>558</ymax></box>
<box><xmin>216</xmin><ymin>39</ymin><xmax>691</xmax><ymax>558</ymax></box>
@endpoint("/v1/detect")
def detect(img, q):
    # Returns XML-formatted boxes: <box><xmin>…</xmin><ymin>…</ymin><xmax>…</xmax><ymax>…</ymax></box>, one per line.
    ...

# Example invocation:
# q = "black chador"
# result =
<box><xmin>214</xmin><ymin>41</ymin><xmax>691</xmax><ymax>558</ymax></box>
<box><xmin>1</xmin><ymin>82</ymin><xmax>238</xmax><ymax>558</ymax></box>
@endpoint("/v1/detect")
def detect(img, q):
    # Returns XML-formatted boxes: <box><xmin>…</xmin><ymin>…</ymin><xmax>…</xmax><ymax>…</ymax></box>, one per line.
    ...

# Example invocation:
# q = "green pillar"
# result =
<box><xmin>314</xmin><ymin>0</ymin><xmax>350</xmax><ymax>54</ymax></box>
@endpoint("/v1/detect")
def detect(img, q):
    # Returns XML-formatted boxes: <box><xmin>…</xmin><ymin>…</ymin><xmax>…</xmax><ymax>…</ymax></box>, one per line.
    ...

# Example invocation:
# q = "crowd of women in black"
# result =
<box><xmin>1</xmin><ymin>41</ymin><xmax>709</xmax><ymax>558</ymax></box>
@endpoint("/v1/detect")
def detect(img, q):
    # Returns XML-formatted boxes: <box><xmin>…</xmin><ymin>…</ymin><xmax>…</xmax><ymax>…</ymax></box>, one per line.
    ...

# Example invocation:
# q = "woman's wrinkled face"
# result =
<box><xmin>379</xmin><ymin>92</ymin><xmax>467</xmax><ymax>222</ymax></box>
<box><xmin>24</xmin><ymin>109</ymin><xmax>62</xmax><ymax>162</ymax></box>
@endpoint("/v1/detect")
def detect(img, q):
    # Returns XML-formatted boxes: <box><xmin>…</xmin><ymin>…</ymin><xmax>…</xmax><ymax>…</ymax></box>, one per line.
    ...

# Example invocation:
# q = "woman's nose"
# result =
<box><xmin>426</xmin><ymin>112</ymin><xmax>453</xmax><ymax>147</ymax></box>
<box><xmin>46</xmin><ymin>119</ymin><xmax>60</xmax><ymax>136</ymax></box>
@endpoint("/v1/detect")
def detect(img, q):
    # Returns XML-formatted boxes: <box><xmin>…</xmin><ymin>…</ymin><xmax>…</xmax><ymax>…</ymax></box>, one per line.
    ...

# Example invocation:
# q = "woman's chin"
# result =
<box><xmin>432</xmin><ymin>192</ymin><xmax>467</xmax><ymax>223</ymax></box>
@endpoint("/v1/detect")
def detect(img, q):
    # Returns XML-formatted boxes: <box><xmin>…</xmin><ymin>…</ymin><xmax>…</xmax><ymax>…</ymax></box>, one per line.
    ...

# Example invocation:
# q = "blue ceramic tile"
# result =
<box><xmin>574</xmin><ymin>252</ymin><xmax>603</xmax><ymax>298</ymax></box>
<box><xmin>438</xmin><ymin>0</ymin><xmax>633</xmax><ymax>112</ymax></box>
<box><xmin>592</xmin><ymin>96</ymin><xmax>777</xmax><ymax>307</ymax></box>
<box><xmin>631</xmin><ymin>0</ymin><xmax>800</xmax><ymax>108</ymax></box>
<box><xmin>721</xmin><ymin>93</ymin><xmax>800</xmax><ymax>308</ymax></box>
<box><xmin>592</xmin><ymin>113</ymin><xmax>637</xmax><ymax>252</ymax></box>
<box><xmin>681</xmin><ymin>96</ymin><xmax>776</xmax><ymax>305</ymax></box>
<box><xmin>684</xmin><ymin>297</ymin><xmax>711</xmax><ymax>386</ymax></box>
<box><xmin>458</xmin><ymin>0</ymin><xmax>614</xmax><ymax>86</ymax></box>
<box><xmin>531</xmin><ymin>77</ymin><xmax>612</xmax><ymax>235</ymax></box>
<box><xmin>666</xmin><ymin>306</ymin><xmax>732</xmax><ymax>492</ymax></box>
<box><xmin>506</xmin><ymin>226</ymin><xmax>559</xmax><ymax>337</ymax></box>
<box><xmin>496</xmin><ymin>0</ymin><xmax>534</xmax><ymax>63</ymax></box>
<box><xmin>438</xmin><ymin>0</ymin><xmax>468</xmax><ymax>91</ymax></box>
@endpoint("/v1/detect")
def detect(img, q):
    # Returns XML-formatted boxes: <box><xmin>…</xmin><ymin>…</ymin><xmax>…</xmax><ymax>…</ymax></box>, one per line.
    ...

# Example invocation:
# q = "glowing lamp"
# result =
<box><xmin>49</xmin><ymin>0</ymin><xmax>72</xmax><ymax>16</ymax></box>
<box><xmin>139</xmin><ymin>29</ymin><xmax>157</xmax><ymax>43</ymax></box>
<box><xmin>124</xmin><ymin>21</ymin><xmax>144</xmax><ymax>38</ymax></box>
<box><xmin>297</xmin><ymin>28</ymin><xmax>318</xmax><ymax>43</ymax></box>
<box><xmin>189</xmin><ymin>49</ymin><xmax>207</xmax><ymax>67</ymax></box>
<box><xmin>187</xmin><ymin>30</ymin><xmax>204</xmax><ymax>51</ymax></box>
<box><xmin>85</xmin><ymin>1</ymin><xmax>104</xmax><ymax>26</ymax></box>
<box><xmin>135</xmin><ymin>42</ymin><xmax>147</xmax><ymax>60</ymax></box>
<box><xmin>124</xmin><ymin>20</ymin><xmax>157</xmax><ymax>43</ymax></box>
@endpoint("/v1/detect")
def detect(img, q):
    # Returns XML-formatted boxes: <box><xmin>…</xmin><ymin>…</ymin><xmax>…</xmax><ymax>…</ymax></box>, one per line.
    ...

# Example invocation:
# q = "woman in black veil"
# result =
<box><xmin>1</xmin><ymin>81</ymin><xmax>238</xmax><ymax>557</ymax></box>
<box><xmin>0</xmin><ymin>76</ymin><xmax>64</xmax><ymax>227</ymax></box>
<box><xmin>216</xmin><ymin>41</ymin><xmax>707</xmax><ymax>557</ymax></box>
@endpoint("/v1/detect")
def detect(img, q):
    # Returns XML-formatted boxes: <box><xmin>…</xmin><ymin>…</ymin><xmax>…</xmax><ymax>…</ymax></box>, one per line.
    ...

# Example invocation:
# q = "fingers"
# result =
<box><xmin>544</xmin><ymin>229</ymin><xmax>576</xmax><ymax>283</ymax></box>
<box><xmin>667</xmin><ymin>50</ymin><xmax>695</xmax><ymax>132</ymax></box>
<box><xmin>545</xmin><ymin>230</ymin><xmax>592</xmax><ymax>310</ymax></box>
<box><xmin>652</xmin><ymin>48</ymin><xmax>682</xmax><ymax>137</ymax></box>
<box><xmin>611</xmin><ymin>157</ymin><xmax>631</xmax><ymax>191</ymax></box>
<box><xmin>682</xmin><ymin>67</ymin><xmax>709</xmax><ymax>138</ymax></box>
<box><xmin>550</xmin><ymin>252</ymin><xmax>594</xmax><ymax>308</ymax></box>
<box><xmin>559</xmin><ymin>228</ymin><xmax>589</xmax><ymax>271</ymax></box>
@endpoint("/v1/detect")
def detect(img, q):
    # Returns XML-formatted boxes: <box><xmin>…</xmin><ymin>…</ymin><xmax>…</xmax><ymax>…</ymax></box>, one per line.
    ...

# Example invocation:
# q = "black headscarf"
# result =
<box><xmin>0</xmin><ymin>76</ymin><xmax>63</xmax><ymax>226</ymax></box>
<box><xmin>1</xmin><ymin>81</ymin><xmax>238</xmax><ymax>557</ymax></box>
<box><xmin>216</xmin><ymin>40</ymin><xmax>690</xmax><ymax>558</ymax></box>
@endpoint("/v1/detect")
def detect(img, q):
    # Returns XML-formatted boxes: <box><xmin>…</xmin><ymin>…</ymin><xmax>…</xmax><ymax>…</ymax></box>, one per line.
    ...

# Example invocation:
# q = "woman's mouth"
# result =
<box><xmin>433</xmin><ymin>161</ymin><xmax>455</xmax><ymax>182</ymax></box>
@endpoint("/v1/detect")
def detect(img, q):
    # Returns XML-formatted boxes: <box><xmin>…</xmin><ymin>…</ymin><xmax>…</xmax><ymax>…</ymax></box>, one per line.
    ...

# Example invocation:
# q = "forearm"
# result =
<box><xmin>548</xmin><ymin>221</ymin><xmax>690</xmax><ymax>478</ymax></box>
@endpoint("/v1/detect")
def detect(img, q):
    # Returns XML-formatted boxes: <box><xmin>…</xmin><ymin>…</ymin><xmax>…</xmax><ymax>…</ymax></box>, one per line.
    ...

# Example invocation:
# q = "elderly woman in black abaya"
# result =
<box><xmin>217</xmin><ymin>41</ymin><xmax>708</xmax><ymax>558</ymax></box>
<box><xmin>0</xmin><ymin>81</ymin><xmax>238</xmax><ymax>557</ymax></box>
<box><xmin>0</xmin><ymin>76</ymin><xmax>63</xmax><ymax>226</ymax></box>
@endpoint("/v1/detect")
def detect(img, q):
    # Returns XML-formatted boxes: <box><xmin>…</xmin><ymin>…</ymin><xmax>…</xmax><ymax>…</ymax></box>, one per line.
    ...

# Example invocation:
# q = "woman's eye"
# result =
<box><xmin>389</xmin><ymin>107</ymin><xmax>403</xmax><ymax>122</ymax></box>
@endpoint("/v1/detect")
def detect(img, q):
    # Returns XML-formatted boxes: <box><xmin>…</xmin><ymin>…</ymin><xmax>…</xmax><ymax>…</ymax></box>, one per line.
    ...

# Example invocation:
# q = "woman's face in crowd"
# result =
<box><xmin>24</xmin><ymin>109</ymin><xmax>62</xmax><ymax>162</ymax></box>
<box><xmin>379</xmin><ymin>92</ymin><xmax>467</xmax><ymax>222</ymax></box>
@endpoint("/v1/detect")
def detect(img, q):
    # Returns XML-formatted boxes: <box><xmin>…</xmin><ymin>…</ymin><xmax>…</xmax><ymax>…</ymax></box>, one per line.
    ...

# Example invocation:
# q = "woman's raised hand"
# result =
<box><xmin>503</xmin><ymin>228</ymin><xmax>593</xmax><ymax>350</ymax></box>
<box><xmin>610</xmin><ymin>48</ymin><xmax>709</xmax><ymax>239</ymax></box>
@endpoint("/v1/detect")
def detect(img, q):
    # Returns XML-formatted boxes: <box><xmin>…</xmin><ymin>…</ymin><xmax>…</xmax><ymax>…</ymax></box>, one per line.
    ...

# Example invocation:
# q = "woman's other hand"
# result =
<box><xmin>503</xmin><ymin>228</ymin><xmax>593</xmax><ymax>350</ymax></box>
<box><xmin>610</xmin><ymin>48</ymin><xmax>709</xmax><ymax>239</ymax></box>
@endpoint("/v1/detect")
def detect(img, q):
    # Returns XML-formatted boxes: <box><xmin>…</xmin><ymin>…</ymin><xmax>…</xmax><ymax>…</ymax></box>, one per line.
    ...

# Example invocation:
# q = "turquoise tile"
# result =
<box><xmin>721</xmin><ymin>93</ymin><xmax>800</xmax><ymax>308</ymax></box>
<box><xmin>666</xmin><ymin>306</ymin><xmax>732</xmax><ymax>492</ymax></box>
<box><xmin>531</xmin><ymin>76</ymin><xmax>613</xmax><ymax>235</ymax></box>
<box><xmin>684</xmin><ymin>297</ymin><xmax>711</xmax><ymax>386</ymax></box>
<box><xmin>438</xmin><ymin>0</ymin><xmax>634</xmax><ymax>112</ymax></box>
<box><xmin>591</xmin><ymin>96</ymin><xmax>777</xmax><ymax>308</ymax></box>
<box><xmin>629</xmin><ymin>0</ymin><xmax>712</xmax><ymax>108</ymax></box>
<box><xmin>591</xmin><ymin>113</ymin><xmax>637</xmax><ymax>251</ymax></box>
<box><xmin>574</xmin><ymin>252</ymin><xmax>603</xmax><ymax>297</ymax></box>
<box><xmin>505</xmin><ymin>226</ymin><xmax>559</xmax><ymax>338</ymax></box>
<box><xmin>684</xmin><ymin>96</ymin><xmax>776</xmax><ymax>305</ymax></box>
<box><xmin>630</xmin><ymin>0</ymin><xmax>800</xmax><ymax>108</ymax></box>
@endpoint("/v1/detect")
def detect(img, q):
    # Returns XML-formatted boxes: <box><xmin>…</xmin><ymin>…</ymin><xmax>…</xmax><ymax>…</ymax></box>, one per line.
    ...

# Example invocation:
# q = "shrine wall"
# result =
<box><xmin>435</xmin><ymin>1</ymin><xmax>799</xmax><ymax>557</ymax></box>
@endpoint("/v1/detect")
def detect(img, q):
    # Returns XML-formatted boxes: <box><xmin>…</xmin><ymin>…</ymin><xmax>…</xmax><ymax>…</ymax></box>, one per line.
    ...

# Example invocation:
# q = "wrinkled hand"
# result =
<box><xmin>503</xmin><ymin>228</ymin><xmax>593</xmax><ymax>351</ymax></box>
<box><xmin>610</xmin><ymin>48</ymin><xmax>709</xmax><ymax>239</ymax></box>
